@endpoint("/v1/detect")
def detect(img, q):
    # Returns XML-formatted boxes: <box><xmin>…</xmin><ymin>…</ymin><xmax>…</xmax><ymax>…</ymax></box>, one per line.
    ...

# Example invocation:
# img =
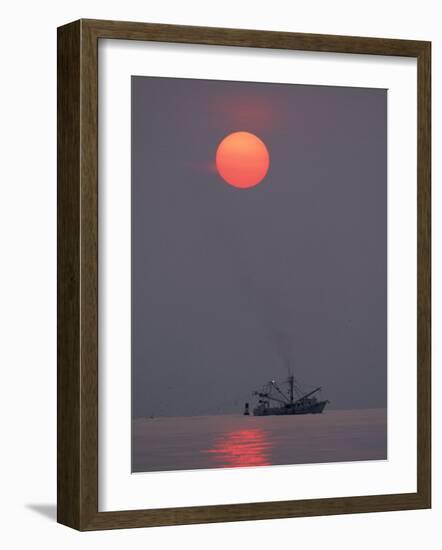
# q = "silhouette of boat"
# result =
<box><xmin>244</xmin><ymin>374</ymin><xmax>329</xmax><ymax>416</ymax></box>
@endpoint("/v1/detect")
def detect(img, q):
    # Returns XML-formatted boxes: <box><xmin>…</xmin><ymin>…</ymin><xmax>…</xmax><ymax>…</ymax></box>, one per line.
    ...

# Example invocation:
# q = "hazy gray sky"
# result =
<box><xmin>131</xmin><ymin>76</ymin><xmax>387</xmax><ymax>417</ymax></box>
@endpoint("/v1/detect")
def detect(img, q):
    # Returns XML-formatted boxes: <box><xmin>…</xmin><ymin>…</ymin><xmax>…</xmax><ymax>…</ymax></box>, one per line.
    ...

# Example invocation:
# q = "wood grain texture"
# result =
<box><xmin>416</xmin><ymin>42</ymin><xmax>431</xmax><ymax>506</ymax></box>
<box><xmin>83</xmin><ymin>18</ymin><xmax>427</xmax><ymax>56</ymax></box>
<box><xmin>57</xmin><ymin>20</ymin><xmax>81</xmax><ymax>529</ymax></box>
<box><xmin>57</xmin><ymin>19</ymin><xmax>431</xmax><ymax>531</ymax></box>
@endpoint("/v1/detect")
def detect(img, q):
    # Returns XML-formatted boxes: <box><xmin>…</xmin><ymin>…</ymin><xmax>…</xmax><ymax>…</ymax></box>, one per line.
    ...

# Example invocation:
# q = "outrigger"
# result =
<box><xmin>244</xmin><ymin>375</ymin><xmax>329</xmax><ymax>416</ymax></box>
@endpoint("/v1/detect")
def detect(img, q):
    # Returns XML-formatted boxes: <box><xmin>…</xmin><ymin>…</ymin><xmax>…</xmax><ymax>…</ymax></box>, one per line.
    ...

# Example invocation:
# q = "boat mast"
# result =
<box><xmin>288</xmin><ymin>375</ymin><xmax>294</xmax><ymax>404</ymax></box>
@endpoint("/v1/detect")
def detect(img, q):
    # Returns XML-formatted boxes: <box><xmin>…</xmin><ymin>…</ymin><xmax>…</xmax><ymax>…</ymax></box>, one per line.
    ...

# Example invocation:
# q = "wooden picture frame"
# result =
<box><xmin>57</xmin><ymin>18</ymin><xmax>431</xmax><ymax>530</ymax></box>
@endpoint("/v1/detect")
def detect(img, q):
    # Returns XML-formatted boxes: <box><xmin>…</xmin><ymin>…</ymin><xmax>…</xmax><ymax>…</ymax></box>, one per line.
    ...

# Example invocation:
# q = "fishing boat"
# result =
<box><xmin>244</xmin><ymin>374</ymin><xmax>329</xmax><ymax>416</ymax></box>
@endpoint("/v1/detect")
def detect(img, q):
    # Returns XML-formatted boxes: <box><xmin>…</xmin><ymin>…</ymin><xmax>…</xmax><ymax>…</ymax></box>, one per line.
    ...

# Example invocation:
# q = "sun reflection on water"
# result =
<box><xmin>203</xmin><ymin>428</ymin><xmax>272</xmax><ymax>468</ymax></box>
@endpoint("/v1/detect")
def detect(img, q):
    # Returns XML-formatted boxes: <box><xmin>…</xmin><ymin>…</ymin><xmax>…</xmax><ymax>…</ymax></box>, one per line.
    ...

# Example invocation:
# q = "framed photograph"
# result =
<box><xmin>57</xmin><ymin>19</ymin><xmax>431</xmax><ymax>530</ymax></box>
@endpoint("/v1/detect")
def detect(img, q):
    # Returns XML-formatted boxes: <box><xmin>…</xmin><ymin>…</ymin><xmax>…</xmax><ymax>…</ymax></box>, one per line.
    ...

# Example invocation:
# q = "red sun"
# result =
<box><xmin>215</xmin><ymin>131</ymin><xmax>270</xmax><ymax>189</ymax></box>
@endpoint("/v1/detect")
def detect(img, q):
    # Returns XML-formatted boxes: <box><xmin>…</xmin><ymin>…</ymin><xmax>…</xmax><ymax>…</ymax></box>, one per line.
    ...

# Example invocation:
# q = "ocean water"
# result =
<box><xmin>132</xmin><ymin>408</ymin><xmax>387</xmax><ymax>473</ymax></box>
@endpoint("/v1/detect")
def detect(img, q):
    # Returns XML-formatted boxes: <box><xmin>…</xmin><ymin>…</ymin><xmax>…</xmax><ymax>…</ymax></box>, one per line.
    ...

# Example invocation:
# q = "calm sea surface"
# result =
<box><xmin>132</xmin><ymin>408</ymin><xmax>387</xmax><ymax>473</ymax></box>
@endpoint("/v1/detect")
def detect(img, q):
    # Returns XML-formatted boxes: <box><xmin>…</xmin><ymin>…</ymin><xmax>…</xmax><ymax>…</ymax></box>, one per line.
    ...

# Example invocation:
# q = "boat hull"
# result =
<box><xmin>253</xmin><ymin>400</ymin><xmax>329</xmax><ymax>416</ymax></box>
